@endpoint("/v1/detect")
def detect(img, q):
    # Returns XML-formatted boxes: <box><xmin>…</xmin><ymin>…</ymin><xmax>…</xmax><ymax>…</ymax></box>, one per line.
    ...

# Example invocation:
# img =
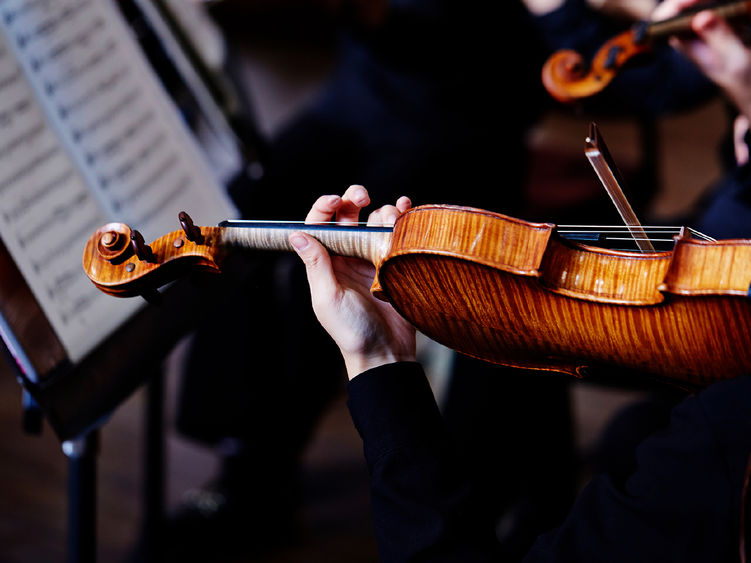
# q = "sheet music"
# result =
<box><xmin>0</xmin><ymin>0</ymin><xmax>237</xmax><ymax>364</ymax></box>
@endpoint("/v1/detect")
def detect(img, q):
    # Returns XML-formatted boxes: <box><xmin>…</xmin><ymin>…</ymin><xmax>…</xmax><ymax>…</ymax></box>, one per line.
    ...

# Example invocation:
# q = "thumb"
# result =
<box><xmin>289</xmin><ymin>231</ymin><xmax>340</xmax><ymax>302</ymax></box>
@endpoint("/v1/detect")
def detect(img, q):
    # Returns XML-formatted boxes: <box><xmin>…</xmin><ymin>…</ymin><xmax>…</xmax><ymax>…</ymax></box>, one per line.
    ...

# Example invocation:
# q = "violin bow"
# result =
<box><xmin>584</xmin><ymin>122</ymin><xmax>656</xmax><ymax>253</ymax></box>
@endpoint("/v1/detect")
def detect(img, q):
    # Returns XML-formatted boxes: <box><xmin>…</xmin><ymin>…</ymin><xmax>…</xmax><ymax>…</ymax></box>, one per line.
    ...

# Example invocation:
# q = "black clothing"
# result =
<box><xmin>230</xmin><ymin>1</ymin><xmax>547</xmax><ymax>220</ymax></box>
<box><xmin>348</xmin><ymin>362</ymin><xmax>751</xmax><ymax>562</ymax></box>
<box><xmin>695</xmin><ymin>146</ymin><xmax>751</xmax><ymax>239</ymax></box>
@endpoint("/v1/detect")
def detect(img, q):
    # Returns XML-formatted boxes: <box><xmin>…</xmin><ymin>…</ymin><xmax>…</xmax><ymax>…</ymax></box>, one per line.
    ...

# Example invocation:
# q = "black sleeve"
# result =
<box><xmin>347</xmin><ymin>362</ymin><xmax>498</xmax><ymax>562</ymax></box>
<box><xmin>695</xmin><ymin>153</ymin><xmax>751</xmax><ymax>239</ymax></box>
<box><xmin>524</xmin><ymin>375</ymin><xmax>751</xmax><ymax>563</ymax></box>
<box><xmin>349</xmin><ymin>364</ymin><xmax>751</xmax><ymax>563</ymax></box>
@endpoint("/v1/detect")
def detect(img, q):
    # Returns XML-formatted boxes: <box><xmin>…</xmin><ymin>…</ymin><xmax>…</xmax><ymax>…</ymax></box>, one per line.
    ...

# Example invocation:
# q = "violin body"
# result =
<box><xmin>83</xmin><ymin>205</ymin><xmax>751</xmax><ymax>388</ymax></box>
<box><xmin>379</xmin><ymin>206</ymin><xmax>751</xmax><ymax>387</ymax></box>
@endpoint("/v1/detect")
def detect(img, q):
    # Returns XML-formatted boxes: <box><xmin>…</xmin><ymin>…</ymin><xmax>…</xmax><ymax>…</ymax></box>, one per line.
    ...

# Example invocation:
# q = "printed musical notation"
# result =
<box><xmin>0</xmin><ymin>0</ymin><xmax>235</xmax><ymax>364</ymax></box>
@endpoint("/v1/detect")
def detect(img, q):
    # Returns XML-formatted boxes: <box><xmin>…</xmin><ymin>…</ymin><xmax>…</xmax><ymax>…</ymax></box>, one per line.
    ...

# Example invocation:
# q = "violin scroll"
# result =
<box><xmin>541</xmin><ymin>49</ymin><xmax>592</xmax><ymax>103</ymax></box>
<box><xmin>82</xmin><ymin>212</ymin><xmax>223</xmax><ymax>299</ymax></box>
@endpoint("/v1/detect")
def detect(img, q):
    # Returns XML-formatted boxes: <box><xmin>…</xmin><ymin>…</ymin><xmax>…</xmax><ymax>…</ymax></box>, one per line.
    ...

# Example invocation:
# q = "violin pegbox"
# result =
<box><xmin>82</xmin><ymin>213</ymin><xmax>222</xmax><ymax>299</ymax></box>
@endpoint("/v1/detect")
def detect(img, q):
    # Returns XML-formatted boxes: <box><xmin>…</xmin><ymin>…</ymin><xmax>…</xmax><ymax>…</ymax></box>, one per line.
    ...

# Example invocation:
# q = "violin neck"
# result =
<box><xmin>217</xmin><ymin>221</ymin><xmax>394</xmax><ymax>264</ymax></box>
<box><xmin>646</xmin><ymin>0</ymin><xmax>751</xmax><ymax>40</ymax></box>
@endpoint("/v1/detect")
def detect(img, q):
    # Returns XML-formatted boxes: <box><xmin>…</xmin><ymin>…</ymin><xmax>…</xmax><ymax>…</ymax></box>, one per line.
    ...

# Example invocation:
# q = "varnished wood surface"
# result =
<box><xmin>382</xmin><ymin>206</ymin><xmax>751</xmax><ymax>386</ymax></box>
<box><xmin>382</xmin><ymin>254</ymin><xmax>751</xmax><ymax>386</ymax></box>
<box><xmin>83</xmin><ymin>222</ymin><xmax>392</xmax><ymax>297</ymax></box>
<box><xmin>540</xmin><ymin>237</ymin><xmax>671</xmax><ymax>304</ymax></box>
<box><xmin>663</xmin><ymin>236</ymin><xmax>751</xmax><ymax>294</ymax></box>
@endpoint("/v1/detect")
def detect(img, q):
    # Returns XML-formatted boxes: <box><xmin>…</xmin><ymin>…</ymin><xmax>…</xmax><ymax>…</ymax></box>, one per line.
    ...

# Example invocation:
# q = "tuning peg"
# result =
<box><xmin>130</xmin><ymin>229</ymin><xmax>153</xmax><ymax>261</ymax></box>
<box><xmin>179</xmin><ymin>211</ymin><xmax>203</xmax><ymax>243</ymax></box>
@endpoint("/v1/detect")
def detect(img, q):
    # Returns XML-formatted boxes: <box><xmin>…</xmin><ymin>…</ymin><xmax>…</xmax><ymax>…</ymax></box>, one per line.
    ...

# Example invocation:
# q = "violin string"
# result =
<box><xmin>592</xmin><ymin>237</ymin><xmax>676</xmax><ymax>242</ymax></box>
<box><xmin>558</xmin><ymin>225</ymin><xmax>682</xmax><ymax>230</ymax></box>
<box><xmin>222</xmin><ymin>219</ymin><xmax>386</xmax><ymax>227</ymax></box>
<box><xmin>223</xmin><ymin>219</ymin><xmax>329</xmax><ymax>225</ymax></box>
<box><xmin>559</xmin><ymin>225</ymin><xmax>715</xmax><ymax>242</ymax></box>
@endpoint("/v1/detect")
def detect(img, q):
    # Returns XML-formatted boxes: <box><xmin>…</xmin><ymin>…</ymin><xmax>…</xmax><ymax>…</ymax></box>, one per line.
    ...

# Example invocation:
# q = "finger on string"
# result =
<box><xmin>337</xmin><ymin>185</ymin><xmax>370</xmax><ymax>225</ymax></box>
<box><xmin>305</xmin><ymin>194</ymin><xmax>342</xmax><ymax>224</ymax></box>
<box><xmin>395</xmin><ymin>196</ymin><xmax>412</xmax><ymax>213</ymax></box>
<box><xmin>367</xmin><ymin>205</ymin><xmax>400</xmax><ymax>227</ymax></box>
<box><xmin>367</xmin><ymin>196</ymin><xmax>412</xmax><ymax>226</ymax></box>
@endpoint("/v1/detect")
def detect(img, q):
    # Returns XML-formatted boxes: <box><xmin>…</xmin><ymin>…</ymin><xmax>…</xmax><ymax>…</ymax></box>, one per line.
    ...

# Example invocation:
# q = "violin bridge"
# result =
<box><xmin>584</xmin><ymin>122</ymin><xmax>655</xmax><ymax>253</ymax></box>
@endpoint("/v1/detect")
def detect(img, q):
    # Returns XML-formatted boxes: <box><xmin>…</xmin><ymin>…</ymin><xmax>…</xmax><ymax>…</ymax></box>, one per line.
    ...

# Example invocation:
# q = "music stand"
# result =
<box><xmin>0</xmin><ymin>1</ymin><xmax>266</xmax><ymax>561</ymax></box>
<box><xmin>0</xmin><ymin>223</ymin><xmax>248</xmax><ymax>561</ymax></box>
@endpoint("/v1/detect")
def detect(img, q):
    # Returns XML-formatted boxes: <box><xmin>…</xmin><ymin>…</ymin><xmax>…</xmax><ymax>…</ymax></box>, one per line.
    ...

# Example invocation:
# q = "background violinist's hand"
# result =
<box><xmin>289</xmin><ymin>185</ymin><xmax>416</xmax><ymax>380</ymax></box>
<box><xmin>585</xmin><ymin>0</ymin><xmax>656</xmax><ymax>21</ymax></box>
<box><xmin>522</xmin><ymin>0</ymin><xmax>655</xmax><ymax>20</ymax></box>
<box><xmin>653</xmin><ymin>0</ymin><xmax>751</xmax><ymax>121</ymax></box>
<box><xmin>522</xmin><ymin>0</ymin><xmax>566</xmax><ymax>15</ymax></box>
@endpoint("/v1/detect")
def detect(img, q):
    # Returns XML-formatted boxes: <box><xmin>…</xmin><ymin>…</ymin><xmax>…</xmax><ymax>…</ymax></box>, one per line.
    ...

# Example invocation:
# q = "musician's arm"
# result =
<box><xmin>345</xmin><ymin>335</ymin><xmax>751</xmax><ymax>563</ymax></box>
<box><xmin>347</xmin><ymin>362</ymin><xmax>498</xmax><ymax>561</ymax></box>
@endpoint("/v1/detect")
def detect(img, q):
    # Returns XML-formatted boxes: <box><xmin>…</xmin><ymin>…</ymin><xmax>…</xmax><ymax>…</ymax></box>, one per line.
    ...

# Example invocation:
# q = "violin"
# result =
<box><xmin>542</xmin><ymin>0</ymin><xmax>751</xmax><ymax>103</ymax></box>
<box><xmin>82</xmin><ymin>206</ymin><xmax>751</xmax><ymax>389</ymax></box>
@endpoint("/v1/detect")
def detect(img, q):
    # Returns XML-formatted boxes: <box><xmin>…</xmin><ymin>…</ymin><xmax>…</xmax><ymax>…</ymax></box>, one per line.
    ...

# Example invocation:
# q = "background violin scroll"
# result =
<box><xmin>542</xmin><ymin>28</ymin><xmax>652</xmax><ymax>103</ymax></box>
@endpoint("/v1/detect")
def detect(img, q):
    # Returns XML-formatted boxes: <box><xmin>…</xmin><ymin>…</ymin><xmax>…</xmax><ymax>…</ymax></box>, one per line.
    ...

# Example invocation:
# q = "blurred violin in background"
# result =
<box><xmin>542</xmin><ymin>0</ymin><xmax>751</xmax><ymax>102</ymax></box>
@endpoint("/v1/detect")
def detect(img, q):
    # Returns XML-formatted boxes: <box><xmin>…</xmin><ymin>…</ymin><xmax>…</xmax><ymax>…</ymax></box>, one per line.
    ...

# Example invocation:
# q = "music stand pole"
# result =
<box><xmin>63</xmin><ymin>432</ymin><xmax>99</xmax><ymax>563</ymax></box>
<box><xmin>142</xmin><ymin>368</ymin><xmax>165</xmax><ymax>562</ymax></box>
